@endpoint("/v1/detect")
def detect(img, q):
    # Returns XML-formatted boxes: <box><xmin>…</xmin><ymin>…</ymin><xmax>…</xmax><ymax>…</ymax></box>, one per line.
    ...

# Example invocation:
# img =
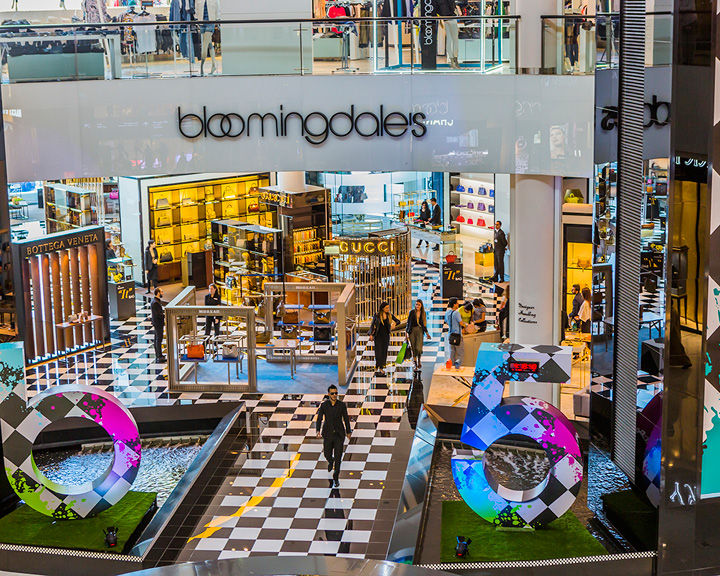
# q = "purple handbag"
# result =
<box><xmin>467</xmin><ymin>201</ymin><xmax>474</xmax><ymax>210</ymax></box>
<box><xmin>479</xmin><ymin>187</ymin><xmax>487</xmax><ymax>196</ymax></box>
<box><xmin>479</xmin><ymin>203</ymin><xmax>486</xmax><ymax>212</ymax></box>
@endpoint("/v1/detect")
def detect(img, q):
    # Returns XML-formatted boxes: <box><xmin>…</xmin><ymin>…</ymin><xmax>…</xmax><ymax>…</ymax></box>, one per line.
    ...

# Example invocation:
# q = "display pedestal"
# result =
<box><xmin>441</xmin><ymin>260</ymin><xmax>464</xmax><ymax>299</ymax></box>
<box><xmin>109</xmin><ymin>281</ymin><xmax>136</xmax><ymax>321</ymax></box>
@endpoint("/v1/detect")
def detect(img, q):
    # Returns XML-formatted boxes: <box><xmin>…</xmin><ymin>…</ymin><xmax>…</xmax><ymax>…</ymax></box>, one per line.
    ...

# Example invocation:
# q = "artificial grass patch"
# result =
<box><xmin>441</xmin><ymin>499</ymin><xmax>608</xmax><ymax>562</ymax></box>
<box><xmin>602</xmin><ymin>489</ymin><xmax>658</xmax><ymax>551</ymax></box>
<box><xmin>0</xmin><ymin>491</ymin><xmax>156</xmax><ymax>554</ymax></box>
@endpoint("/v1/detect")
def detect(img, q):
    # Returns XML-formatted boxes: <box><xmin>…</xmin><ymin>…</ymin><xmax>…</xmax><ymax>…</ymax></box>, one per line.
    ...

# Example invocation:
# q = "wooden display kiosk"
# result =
<box><xmin>328</xmin><ymin>227</ymin><xmax>411</xmax><ymax>326</ymax></box>
<box><xmin>12</xmin><ymin>226</ymin><xmax>110</xmax><ymax>363</ymax></box>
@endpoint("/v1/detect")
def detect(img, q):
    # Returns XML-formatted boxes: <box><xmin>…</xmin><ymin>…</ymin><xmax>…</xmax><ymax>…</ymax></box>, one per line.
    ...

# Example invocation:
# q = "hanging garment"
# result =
<box><xmin>135</xmin><ymin>13</ymin><xmax>157</xmax><ymax>54</ymax></box>
<box><xmin>82</xmin><ymin>0</ymin><xmax>110</xmax><ymax>23</ymax></box>
<box><xmin>121</xmin><ymin>11</ymin><xmax>136</xmax><ymax>45</ymax></box>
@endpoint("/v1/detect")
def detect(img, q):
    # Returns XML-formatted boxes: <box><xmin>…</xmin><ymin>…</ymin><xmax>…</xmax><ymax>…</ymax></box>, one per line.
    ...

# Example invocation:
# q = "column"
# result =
<box><xmin>509</xmin><ymin>175</ymin><xmax>559</xmax><ymax>344</ymax></box>
<box><xmin>276</xmin><ymin>172</ymin><xmax>305</xmax><ymax>189</ymax></box>
<box><xmin>514</xmin><ymin>0</ymin><xmax>558</xmax><ymax>72</ymax></box>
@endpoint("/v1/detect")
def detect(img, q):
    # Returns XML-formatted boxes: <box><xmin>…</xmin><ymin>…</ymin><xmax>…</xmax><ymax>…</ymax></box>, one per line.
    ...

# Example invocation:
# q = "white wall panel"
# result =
<box><xmin>2</xmin><ymin>74</ymin><xmax>594</xmax><ymax>181</ymax></box>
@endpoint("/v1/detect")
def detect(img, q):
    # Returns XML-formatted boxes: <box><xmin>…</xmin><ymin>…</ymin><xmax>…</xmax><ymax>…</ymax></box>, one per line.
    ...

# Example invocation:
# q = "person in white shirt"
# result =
<box><xmin>574</xmin><ymin>287</ymin><xmax>592</xmax><ymax>333</ymax></box>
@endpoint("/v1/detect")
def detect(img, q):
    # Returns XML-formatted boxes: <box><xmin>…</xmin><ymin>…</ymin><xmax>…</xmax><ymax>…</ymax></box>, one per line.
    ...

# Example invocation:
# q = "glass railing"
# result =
<box><xmin>0</xmin><ymin>16</ymin><xmax>519</xmax><ymax>82</ymax></box>
<box><xmin>541</xmin><ymin>12</ymin><xmax>673</xmax><ymax>75</ymax></box>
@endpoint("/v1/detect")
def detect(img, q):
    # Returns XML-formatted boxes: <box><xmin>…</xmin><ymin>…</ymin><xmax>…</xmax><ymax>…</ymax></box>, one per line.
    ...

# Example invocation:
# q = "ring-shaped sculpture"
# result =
<box><xmin>0</xmin><ymin>342</ymin><xmax>141</xmax><ymax>519</ymax></box>
<box><xmin>451</xmin><ymin>343</ymin><xmax>583</xmax><ymax>528</ymax></box>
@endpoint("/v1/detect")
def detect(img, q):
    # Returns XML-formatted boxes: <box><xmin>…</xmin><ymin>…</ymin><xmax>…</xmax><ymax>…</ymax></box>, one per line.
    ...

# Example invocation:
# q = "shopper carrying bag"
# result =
<box><xmin>406</xmin><ymin>299</ymin><xmax>430</xmax><ymax>371</ymax></box>
<box><xmin>369</xmin><ymin>301</ymin><xmax>399</xmax><ymax>377</ymax></box>
<box><xmin>444</xmin><ymin>297</ymin><xmax>466</xmax><ymax>369</ymax></box>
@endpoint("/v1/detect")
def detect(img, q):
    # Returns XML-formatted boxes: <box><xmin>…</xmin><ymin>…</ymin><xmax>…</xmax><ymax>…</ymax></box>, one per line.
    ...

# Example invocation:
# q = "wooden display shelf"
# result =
<box><xmin>55</xmin><ymin>314</ymin><xmax>103</xmax><ymax>329</ymax></box>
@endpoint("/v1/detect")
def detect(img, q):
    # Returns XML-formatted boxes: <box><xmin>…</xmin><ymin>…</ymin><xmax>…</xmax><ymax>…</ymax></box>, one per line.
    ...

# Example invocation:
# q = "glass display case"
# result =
<box><xmin>211</xmin><ymin>220</ymin><xmax>282</xmax><ymax>310</ymax></box>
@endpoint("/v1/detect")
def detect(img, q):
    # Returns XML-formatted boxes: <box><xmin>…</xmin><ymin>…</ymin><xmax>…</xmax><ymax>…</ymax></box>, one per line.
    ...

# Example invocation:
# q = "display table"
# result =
<box><xmin>8</xmin><ymin>201</ymin><xmax>29</xmax><ymax>220</ymax></box>
<box><xmin>462</xmin><ymin>329</ymin><xmax>502</xmax><ymax>367</ymax></box>
<box><xmin>265</xmin><ymin>338</ymin><xmax>298</xmax><ymax>379</ymax></box>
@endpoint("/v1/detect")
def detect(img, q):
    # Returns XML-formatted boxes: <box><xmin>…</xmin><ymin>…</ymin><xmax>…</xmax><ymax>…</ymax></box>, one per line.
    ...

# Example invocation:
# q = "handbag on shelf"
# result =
<box><xmin>248</xmin><ymin>202</ymin><xmax>260</xmax><ymax>213</ymax></box>
<box><xmin>109</xmin><ymin>190</ymin><xmax>119</xmax><ymax>200</ymax></box>
<box><xmin>479</xmin><ymin>187</ymin><xmax>487</xmax><ymax>196</ymax></box>
<box><xmin>577</xmin><ymin>257</ymin><xmax>592</xmax><ymax>269</ymax></box>
<box><xmin>445</xmin><ymin>251</ymin><xmax>457</xmax><ymax>264</ymax></box>
<box><xmin>155</xmin><ymin>198</ymin><xmax>170</xmax><ymax>210</ymax></box>
<box><xmin>281</xmin><ymin>325</ymin><xmax>298</xmax><ymax>339</ymax></box>
<box><xmin>157</xmin><ymin>215</ymin><xmax>171</xmax><ymax>227</ymax></box>
<box><xmin>186</xmin><ymin>343</ymin><xmax>205</xmax><ymax>359</ymax></box>
<box><xmin>467</xmin><ymin>218</ymin><xmax>474</xmax><ymax>225</ymax></box>
<box><xmin>456</xmin><ymin>185</ymin><xmax>465</xmax><ymax>192</ymax></box>
<box><xmin>489</xmin><ymin>189</ymin><xmax>495</xmax><ymax>197</ymax></box>
<box><xmin>477</xmin><ymin>218</ymin><xmax>486</xmax><ymax>227</ymax></box>
<box><xmin>315</xmin><ymin>310</ymin><xmax>331</xmax><ymax>324</ymax></box>
<box><xmin>478</xmin><ymin>203</ymin><xmax>486</xmax><ymax>211</ymax></box>
<box><xmin>467</xmin><ymin>187</ymin><xmax>474</xmax><ymax>194</ymax></box>
<box><xmin>314</xmin><ymin>326</ymin><xmax>332</xmax><ymax>341</ymax></box>
<box><xmin>159</xmin><ymin>251</ymin><xmax>173</xmax><ymax>263</ymax></box>
<box><xmin>67</xmin><ymin>313</ymin><xmax>79</xmax><ymax>323</ymax></box>
<box><xmin>222</xmin><ymin>342</ymin><xmax>239</xmax><ymax>359</ymax></box>
<box><xmin>467</xmin><ymin>202</ymin><xmax>474</xmax><ymax>210</ymax></box>
<box><xmin>456</xmin><ymin>215</ymin><xmax>465</xmax><ymax>223</ymax></box>
<box><xmin>283</xmin><ymin>310</ymin><xmax>299</xmax><ymax>324</ymax></box>
<box><xmin>226</xmin><ymin>274</ymin><xmax>236</xmax><ymax>289</ymax></box>
<box><xmin>489</xmin><ymin>205</ymin><xmax>494</xmax><ymax>213</ymax></box>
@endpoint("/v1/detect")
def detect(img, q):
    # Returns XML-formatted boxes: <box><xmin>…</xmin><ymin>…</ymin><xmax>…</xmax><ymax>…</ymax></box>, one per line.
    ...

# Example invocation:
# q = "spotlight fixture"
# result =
<box><xmin>104</xmin><ymin>526</ymin><xmax>119</xmax><ymax>548</ymax></box>
<box><xmin>455</xmin><ymin>535</ymin><xmax>471</xmax><ymax>558</ymax></box>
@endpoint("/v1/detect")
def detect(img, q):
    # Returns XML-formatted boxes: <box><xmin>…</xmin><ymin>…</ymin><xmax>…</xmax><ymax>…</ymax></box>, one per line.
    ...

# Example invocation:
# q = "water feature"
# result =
<box><xmin>34</xmin><ymin>438</ymin><xmax>205</xmax><ymax>506</ymax></box>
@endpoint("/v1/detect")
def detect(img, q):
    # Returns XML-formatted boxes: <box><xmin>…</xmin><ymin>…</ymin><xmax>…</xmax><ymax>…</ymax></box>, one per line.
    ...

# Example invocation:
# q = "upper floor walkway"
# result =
<box><xmin>0</xmin><ymin>12</ymin><xmax>671</xmax><ymax>84</ymax></box>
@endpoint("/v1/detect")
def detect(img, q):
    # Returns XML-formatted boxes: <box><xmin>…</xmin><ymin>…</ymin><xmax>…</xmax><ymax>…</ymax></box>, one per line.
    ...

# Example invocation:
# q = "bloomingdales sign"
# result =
<box><xmin>178</xmin><ymin>105</ymin><xmax>428</xmax><ymax>146</ymax></box>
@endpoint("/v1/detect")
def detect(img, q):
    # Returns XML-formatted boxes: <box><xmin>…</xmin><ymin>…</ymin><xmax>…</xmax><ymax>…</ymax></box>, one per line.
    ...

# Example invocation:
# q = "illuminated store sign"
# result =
<box><xmin>20</xmin><ymin>229</ymin><xmax>102</xmax><ymax>258</ymax></box>
<box><xmin>336</xmin><ymin>238</ymin><xmax>398</xmax><ymax>256</ymax></box>
<box><xmin>259</xmin><ymin>189</ymin><xmax>293</xmax><ymax>208</ymax></box>
<box><xmin>600</xmin><ymin>95</ymin><xmax>671</xmax><ymax>131</ymax></box>
<box><xmin>178</xmin><ymin>105</ymin><xmax>428</xmax><ymax>145</ymax></box>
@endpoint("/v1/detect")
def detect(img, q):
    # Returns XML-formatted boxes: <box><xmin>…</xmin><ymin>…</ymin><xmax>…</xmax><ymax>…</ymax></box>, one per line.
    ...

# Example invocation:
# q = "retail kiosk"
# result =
<box><xmin>12</xmin><ymin>226</ymin><xmax>110</xmax><ymax>363</ymax></box>
<box><xmin>258</xmin><ymin>184</ymin><xmax>331</xmax><ymax>277</ymax></box>
<box><xmin>263</xmin><ymin>280</ymin><xmax>357</xmax><ymax>386</ymax></box>
<box><xmin>328</xmin><ymin>227</ymin><xmax>411</xmax><ymax>326</ymax></box>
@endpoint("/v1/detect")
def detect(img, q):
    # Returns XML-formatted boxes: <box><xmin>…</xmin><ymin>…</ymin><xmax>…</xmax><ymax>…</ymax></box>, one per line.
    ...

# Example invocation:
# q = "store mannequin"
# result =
<box><xmin>199</xmin><ymin>0</ymin><xmax>220</xmax><ymax>76</ymax></box>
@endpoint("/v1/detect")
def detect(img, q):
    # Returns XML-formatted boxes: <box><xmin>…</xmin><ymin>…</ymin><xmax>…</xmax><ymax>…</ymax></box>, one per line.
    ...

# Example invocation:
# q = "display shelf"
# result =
<box><xmin>455</xmin><ymin>206</ymin><xmax>495</xmax><ymax>216</ymax></box>
<box><xmin>452</xmin><ymin>190</ymin><xmax>495</xmax><ymax>201</ymax></box>
<box><xmin>211</xmin><ymin>219</ymin><xmax>282</xmax><ymax>310</ymax></box>
<box><xmin>147</xmin><ymin>174</ymin><xmax>272</xmax><ymax>282</ymax></box>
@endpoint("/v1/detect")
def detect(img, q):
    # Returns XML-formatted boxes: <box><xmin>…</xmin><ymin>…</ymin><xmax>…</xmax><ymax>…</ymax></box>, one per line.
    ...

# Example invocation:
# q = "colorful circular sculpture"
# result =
<box><xmin>0</xmin><ymin>343</ymin><xmax>141</xmax><ymax>520</ymax></box>
<box><xmin>453</xmin><ymin>344</ymin><xmax>583</xmax><ymax>528</ymax></box>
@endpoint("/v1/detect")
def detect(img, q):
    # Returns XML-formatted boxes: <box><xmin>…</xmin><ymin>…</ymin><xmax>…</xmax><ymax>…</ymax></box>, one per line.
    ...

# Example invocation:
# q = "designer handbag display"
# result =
<box><xmin>283</xmin><ymin>310</ymin><xmax>299</xmax><ymax>324</ymax></box>
<box><xmin>222</xmin><ymin>342</ymin><xmax>239</xmax><ymax>359</ymax></box>
<box><xmin>467</xmin><ymin>187</ymin><xmax>474</xmax><ymax>194</ymax></box>
<box><xmin>315</xmin><ymin>311</ymin><xmax>331</xmax><ymax>324</ymax></box>
<box><xmin>477</xmin><ymin>218</ymin><xmax>486</xmax><ymax>227</ymax></box>
<box><xmin>157</xmin><ymin>214</ymin><xmax>171</xmax><ymax>227</ymax></box>
<box><xmin>467</xmin><ymin>218</ymin><xmax>474</xmax><ymax>225</ymax></box>
<box><xmin>456</xmin><ymin>185</ymin><xmax>465</xmax><ymax>192</ymax></box>
<box><xmin>281</xmin><ymin>325</ymin><xmax>298</xmax><ymax>339</ymax></box>
<box><xmin>489</xmin><ymin>205</ymin><xmax>494</xmax><ymax>213</ymax></box>
<box><xmin>155</xmin><ymin>198</ymin><xmax>170</xmax><ymax>209</ymax></box>
<box><xmin>314</xmin><ymin>326</ymin><xmax>332</xmax><ymax>342</ymax></box>
<box><xmin>186</xmin><ymin>343</ymin><xmax>205</xmax><ymax>359</ymax></box>
<box><xmin>467</xmin><ymin>201</ymin><xmax>474</xmax><ymax>209</ymax></box>
<box><xmin>456</xmin><ymin>215</ymin><xmax>465</xmax><ymax>223</ymax></box>
<box><xmin>248</xmin><ymin>202</ymin><xmax>260</xmax><ymax>213</ymax></box>
<box><xmin>478</xmin><ymin>203</ymin><xmax>486</xmax><ymax>211</ymax></box>
<box><xmin>159</xmin><ymin>251</ymin><xmax>173</xmax><ymax>263</ymax></box>
<box><xmin>479</xmin><ymin>187</ymin><xmax>487</xmax><ymax>196</ymax></box>
<box><xmin>489</xmin><ymin>189</ymin><xmax>495</xmax><ymax>197</ymax></box>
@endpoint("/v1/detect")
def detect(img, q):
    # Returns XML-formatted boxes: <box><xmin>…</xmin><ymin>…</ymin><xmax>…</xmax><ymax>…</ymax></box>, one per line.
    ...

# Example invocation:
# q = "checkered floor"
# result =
<box><xmin>20</xmin><ymin>260</ymin><xmax>492</xmax><ymax>561</ymax></box>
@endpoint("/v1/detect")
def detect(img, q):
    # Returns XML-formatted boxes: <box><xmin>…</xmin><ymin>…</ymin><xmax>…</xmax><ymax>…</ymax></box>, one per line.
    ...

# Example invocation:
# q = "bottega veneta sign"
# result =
<box><xmin>178</xmin><ymin>105</ymin><xmax>428</xmax><ymax>145</ymax></box>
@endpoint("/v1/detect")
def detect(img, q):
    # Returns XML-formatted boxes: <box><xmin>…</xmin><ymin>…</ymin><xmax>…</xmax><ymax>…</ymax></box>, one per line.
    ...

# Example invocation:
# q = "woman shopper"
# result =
<box><xmin>369</xmin><ymin>301</ymin><xmax>399</xmax><ymax>376</ymax></box>
<box><xmin>417</xmin><ymin>200</ymin><xmax>432</xmax><ymax>248</ymax></box>
<box><xmin>204</xmin><ymin>283</ymin><xmax>222</xmax><ymax>336</ymax></box>
<box><xmin>406</xmin><ymin>299</ymin><xmax>430</xmax><ymax>371</ymax></box>
<box><xmin>472</xmin><ymin>298</ymin><xmax>487</xmax><ymax>332</ymax></box>
<box><xmin>574</xmin><ymin>287</ymin><xmax>592</xmax><ymax>334</ymax></box>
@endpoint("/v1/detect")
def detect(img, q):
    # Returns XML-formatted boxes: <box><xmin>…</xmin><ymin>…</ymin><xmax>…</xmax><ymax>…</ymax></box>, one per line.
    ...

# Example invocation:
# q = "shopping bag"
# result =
<box><xmin>396</xmin><ymin>341</ymin><xmax>408</xmax><ymax>365</ymax></box>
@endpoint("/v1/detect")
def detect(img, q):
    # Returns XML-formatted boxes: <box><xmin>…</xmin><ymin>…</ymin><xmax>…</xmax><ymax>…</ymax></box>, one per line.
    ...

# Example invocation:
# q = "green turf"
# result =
<box><xmin>602</xmin><ymin>489</ymin><xmax>658</xmax><ymax>551</ymax></box>
<box><xmin>0</xmin><ymin>491</ymin><xmax>157</xmax><ymax>554</ymax></box>
<box><xmin>441</xmin><ymin>500</ymin><xmax>608</xmax><ymax>562</ymax></box>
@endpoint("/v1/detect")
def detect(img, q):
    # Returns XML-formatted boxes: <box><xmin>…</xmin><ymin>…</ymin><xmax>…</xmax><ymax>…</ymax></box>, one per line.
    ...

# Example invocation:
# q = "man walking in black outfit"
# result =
<box><xmin>316</xmin><ymin>385</ymin><xmax>351</xmax><ymax>488</ymax></box>
<box><xmin>493</xmin><ymin>220</ymin><xmax>508</xmax><ymax>282</ymax></box>
<box><xmin>151</xmin><ymin>287</ymin><xmax>166</xmax><ymax>363</ymax></box>
<box><xmin>429</xmin><ymin>197</ymin><xmax>442</xmax><ymax>251</ymax></box>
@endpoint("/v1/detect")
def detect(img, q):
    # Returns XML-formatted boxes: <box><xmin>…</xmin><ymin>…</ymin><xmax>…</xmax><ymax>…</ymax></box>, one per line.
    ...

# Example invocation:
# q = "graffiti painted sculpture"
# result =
<box><xmin>637</xmin><ymin>391</ymin><xmax>662</xmax><ymax>507</ymax></box>
<box><xmin>0</xmin><ymin>342</ymin><xmax>141</xmax><ymax>519</ymax></box>
<box><xmin>451</xmin><ymin>343</ymin><xmax>583</xmax><ymax>528</ymax></box>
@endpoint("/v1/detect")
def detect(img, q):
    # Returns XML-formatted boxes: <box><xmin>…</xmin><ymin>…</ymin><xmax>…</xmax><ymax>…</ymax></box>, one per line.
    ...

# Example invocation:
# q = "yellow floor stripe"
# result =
<box><xmin>188</xmin><ymin>452</ymin><xmax>302</xmax><ymax>542</ymax></box>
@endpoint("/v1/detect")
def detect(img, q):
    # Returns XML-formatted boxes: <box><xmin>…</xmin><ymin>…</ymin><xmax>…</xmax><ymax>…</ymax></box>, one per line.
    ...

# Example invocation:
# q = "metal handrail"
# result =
<box><xmin>0</xmin><ymin>14</ymin><xmax>521</xmax><ymax>32</ymax></box>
